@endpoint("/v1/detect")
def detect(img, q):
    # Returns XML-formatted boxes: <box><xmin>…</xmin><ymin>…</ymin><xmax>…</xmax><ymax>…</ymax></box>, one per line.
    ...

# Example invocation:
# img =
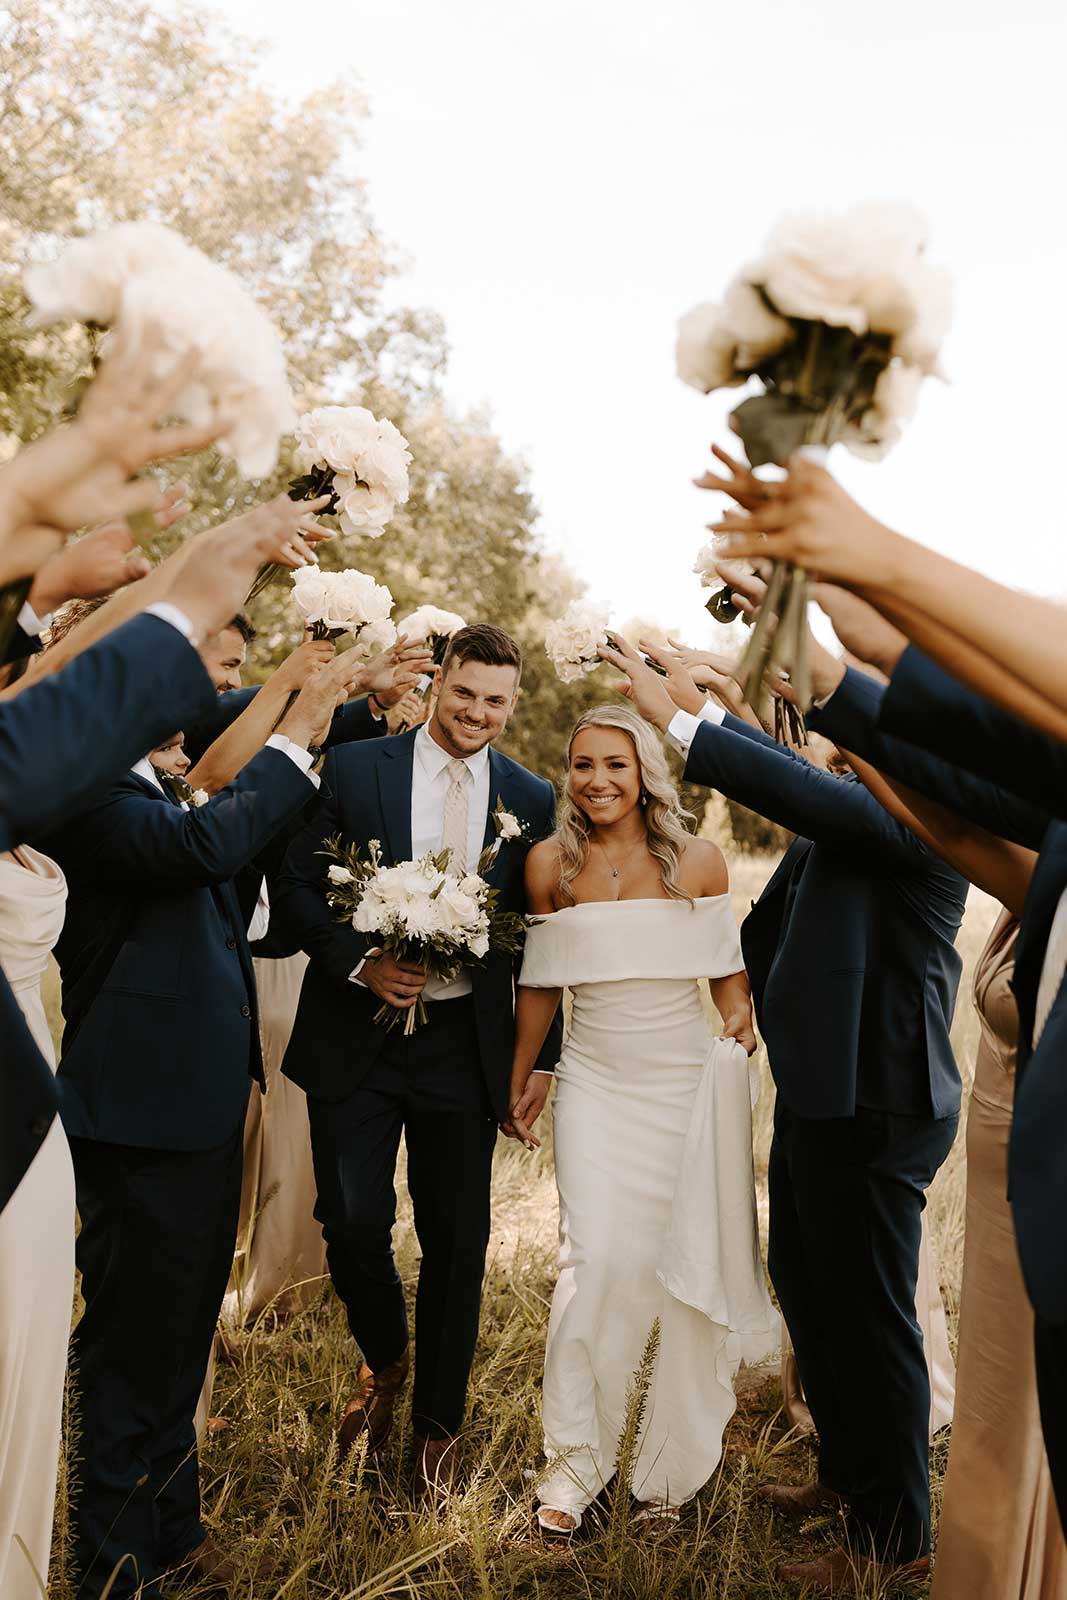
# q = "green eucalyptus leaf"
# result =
<box><xmin>730</xmin><ymin>393</ymin><xmax>815</xmax><ymax>469</ymax></box>
<box><xmin>706</xmin><ymin>586</ymin><xmax>740</xmax><ymax>625</ymax></box>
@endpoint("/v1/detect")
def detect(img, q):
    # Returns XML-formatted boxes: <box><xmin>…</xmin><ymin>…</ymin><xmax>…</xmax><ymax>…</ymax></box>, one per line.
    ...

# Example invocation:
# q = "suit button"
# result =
<box><xmin>29</xmin><ymin>1114</ymin><xmax>53</xmax><ymax>1138</ymax></box>
<box><xmin>240</xmin><ymin>1004</ymin><xmax>251</xmax><ymax>1018</ymax></box>
<box><xmin>226</xmin><ymin>937</ymin><xmax>236</xmax><ymax>950</ymax></box>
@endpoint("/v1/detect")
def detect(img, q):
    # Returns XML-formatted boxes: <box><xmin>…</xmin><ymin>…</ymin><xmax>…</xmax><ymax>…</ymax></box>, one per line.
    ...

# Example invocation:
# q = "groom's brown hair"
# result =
<box><xmin>441</xmin><ymin>623</ymin><xmax>523</xmax><ymax>685</ymax></box>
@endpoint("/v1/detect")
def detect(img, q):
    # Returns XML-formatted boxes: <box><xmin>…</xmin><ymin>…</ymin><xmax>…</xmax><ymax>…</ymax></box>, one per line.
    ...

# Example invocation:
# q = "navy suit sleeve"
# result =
<box><xmin>809</xmin><ymin>666</ymin><xmax>1050</xmax><ymax>850</ymax></box>
<box><xmin>880</xmin><ymin>647</ymin><xmax>1067</xmax><ymax>818</ymax></box>
<box><xmin>683</xmin><ymin>715</ymin><xmax>933</xmax><ymax>867</ymax></box>
<box><xmin>272</xmin><ymin>749</ymin><xmax>373</xmax><ymax>985</ymax></box>
<box><xmin>47</xmin><ymin>746</ymin><xmax>314</xmax><ymax>887</ymax></box>
<box><xmin>325</xmin><ymin>697</ymin><xmax>383</xmax><ymax>746</ymax></box>
<box><xmin>2</xmin><ymin>614</ymin><xmax>215</xmax><ymax>850</ymax></box>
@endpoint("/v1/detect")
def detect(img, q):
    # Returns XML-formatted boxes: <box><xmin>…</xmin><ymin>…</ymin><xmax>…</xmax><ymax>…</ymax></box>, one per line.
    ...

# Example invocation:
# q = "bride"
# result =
<box><xmin>504</xmin><ymin>704</ymin><xmax>779</xmax><ymax>1533</ymax></box>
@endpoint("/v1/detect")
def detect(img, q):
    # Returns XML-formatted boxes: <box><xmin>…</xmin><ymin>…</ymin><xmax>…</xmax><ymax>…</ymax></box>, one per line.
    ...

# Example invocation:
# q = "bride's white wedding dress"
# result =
<box><xmin>520</xmin><ymin>895</ymin><xmax>780</xmax><ymax>1517</ymax></box>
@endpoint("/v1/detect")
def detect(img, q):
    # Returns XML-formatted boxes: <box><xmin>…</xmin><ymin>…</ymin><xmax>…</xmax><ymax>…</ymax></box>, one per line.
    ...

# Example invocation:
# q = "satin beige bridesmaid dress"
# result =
<box><xmin>932</xmin><ymin>913</ymin><xmax>1067</xmax><ymax>1599</ymax></box>
<box><xmin>0</xmin><ymin>847</ymin><xmax>75</xmax><ymax>1600</ymax></box>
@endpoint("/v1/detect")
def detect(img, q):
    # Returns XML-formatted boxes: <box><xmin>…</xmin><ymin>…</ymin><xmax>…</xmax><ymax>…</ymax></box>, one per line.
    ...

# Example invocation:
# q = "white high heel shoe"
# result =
<box><xmin>536</xmin><ymin>1504</ymin><xmax>583</xmax><ymax>1537</ymax></box>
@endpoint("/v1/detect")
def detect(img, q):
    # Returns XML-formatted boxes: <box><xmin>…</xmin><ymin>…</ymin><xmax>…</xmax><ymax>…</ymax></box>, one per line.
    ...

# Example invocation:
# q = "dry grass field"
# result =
<box><xmin>42</xmin><ymin>860</ymin><xmax>1000</xmax><ymax>1599</ymax></box>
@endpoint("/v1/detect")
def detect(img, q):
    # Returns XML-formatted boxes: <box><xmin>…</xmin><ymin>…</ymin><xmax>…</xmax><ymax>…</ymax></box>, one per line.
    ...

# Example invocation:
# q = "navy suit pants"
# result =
<box><xmin>1035</xmin><ymin>1314</ymin><xmax>1067</xmax><ymax>1536</ymax></box>
<box><xmin>768</xmin><ymin>1101</ymin><xmax>958</xmax><ymax>1561</ymax></box>
<box><xmin>307</xmin><ymin>996</ymin><xmax>498</xmax><ymax>1438</ymax></box>
<box><xmin>68</xmin><ymin>1128</ymin><xmax>244</xmax><ymax>1599</ymax></box>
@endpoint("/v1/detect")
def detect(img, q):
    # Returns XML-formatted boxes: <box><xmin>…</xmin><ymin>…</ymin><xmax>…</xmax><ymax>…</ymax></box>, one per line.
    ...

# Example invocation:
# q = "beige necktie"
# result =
<box><xmin>1034</xmin><ymin>886</ymin><xmax>1067</xmax><ymax>1047</ymax></box>
<box><xmin>440</xmin><ymin>758</ymin><xmax>470</xmax><ymax>872</ymax></box>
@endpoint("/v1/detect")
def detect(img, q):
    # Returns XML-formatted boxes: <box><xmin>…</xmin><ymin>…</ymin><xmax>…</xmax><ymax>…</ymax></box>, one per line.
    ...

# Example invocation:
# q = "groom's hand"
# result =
<box><xmin>360</xmin><ymin>952</ymin><xmax>427</xmax><ymax>1009</ymax></box>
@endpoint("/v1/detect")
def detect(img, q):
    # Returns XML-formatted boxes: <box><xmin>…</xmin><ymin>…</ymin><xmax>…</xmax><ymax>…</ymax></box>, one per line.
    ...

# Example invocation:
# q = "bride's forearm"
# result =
<box><xmin>708</xmin><ymin>971</ymin><xmax>751</xmax><ymax>1028</ymax></box>
<box><xmin>511</xmin><ymin>985</ymin><xmax>563</xmax><ymax>1086</ymax></box>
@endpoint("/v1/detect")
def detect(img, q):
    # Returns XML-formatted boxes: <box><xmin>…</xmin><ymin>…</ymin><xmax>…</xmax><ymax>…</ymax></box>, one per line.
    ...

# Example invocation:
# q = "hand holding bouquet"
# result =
<box><xmin>677</xmin><ymin>201</ymin><xmax>952</xmax><ymax>719</ymax></box>
<box><xmin>323</xmin><ymin>804</ymin><xmax>529</xmax><ymax>1034</ymax></box>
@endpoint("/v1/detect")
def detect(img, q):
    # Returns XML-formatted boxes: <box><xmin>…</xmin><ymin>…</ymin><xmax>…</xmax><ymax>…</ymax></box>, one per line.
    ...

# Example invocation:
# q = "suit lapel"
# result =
<box><xmin>1016</xmin><ymin>823</ymin><xmax>1067</xmax><ymax>1053</ymax></box>
<box><xmin>482</xmin><ymin>752</ymin><xmax>526</xmax><ymax>883</ymax></box>
<box><xmin>757</xmin><ymin>836</ymin><xmax>812</xmax><ymax>908</ymax></box>
<box><xmin>376</xmin><ymin>731</ymin><xmax>416</xmax><ymax>865</ymax></box>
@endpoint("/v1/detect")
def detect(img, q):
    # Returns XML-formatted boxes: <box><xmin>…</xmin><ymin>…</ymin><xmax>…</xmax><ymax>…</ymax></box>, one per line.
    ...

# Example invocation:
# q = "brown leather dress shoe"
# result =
<box><xmin>758</xmin><ymin>1480</ymin><xmax>846</xmax><ymax>1518</ymax></box>
<box><xmin>338</xmin><ymin>1349</ymin><xmax>410</xmax><ymax>1459</ymax></box>
<box><xmin>164</xmin><ymin>1534</ymin><xmax>238</xmax><ymax>1594</ymax></box>
<box><xmin>776</xmin><ymin>1546</ymin><xmax>931</xmax><ymax>1595</ymax></box>
<box><xmin>412</xmin><ymin>1431</ymin><xmax>461</xmax><ymax>1502</ymax></box>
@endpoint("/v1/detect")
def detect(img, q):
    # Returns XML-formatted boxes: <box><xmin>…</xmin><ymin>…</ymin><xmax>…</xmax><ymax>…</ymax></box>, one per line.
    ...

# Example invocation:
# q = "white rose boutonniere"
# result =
<box><xmin>190</xmin><ymin>789</ymin><xmax>209</xmax><ymax>809</ymax></box>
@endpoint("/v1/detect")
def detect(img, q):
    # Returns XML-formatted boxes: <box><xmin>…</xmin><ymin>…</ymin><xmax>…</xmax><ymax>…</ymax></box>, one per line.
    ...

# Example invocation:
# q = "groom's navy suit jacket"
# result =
<box><xmin>39</xmin><ymin>745</ymin><xmax>314</xmax><ymax>1153</ymax></box>
<box><xmin>0</xmin><ymin>614</ymin><xmax>216</xmax><ymax>1213</ymax></box>
<box><xmin>274</xmin><ymin>728</ymin><xmax>562</xmax><ymax>1121</ymax></box>
<box><xmin>682</xmin><ymin>713</ymin><xmax>967</xmax><ymax>1120</ymax></box>
<box><xmin>873</xmin><ymin>647</ymin><xmax>1067</xmax><ymax>1322</ymax></box>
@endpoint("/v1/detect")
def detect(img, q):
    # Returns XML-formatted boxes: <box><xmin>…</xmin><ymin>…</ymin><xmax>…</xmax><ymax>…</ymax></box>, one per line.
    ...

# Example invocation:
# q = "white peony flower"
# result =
<box><xmin>396</xmin><ymin>605</ymin><xmax>467</xmax><ymax>644</ymax></box>
<box><xmin>545</xmin><ymin>600</ymin><xmax>611</xmax><ymax>684</ymax></box>
<box><xmin>23</xmin><ymin>222</ymin><xmax>295</xmax><ymax>478</ymax></box>
<box><xmin>328</xmin><ymin>865</ymin><xmax>355</xmax><ymax>885</ymax></box>
<box><xmin>294</xmin><ymin>404</ymin><xmax>411</xmax><ymax>536</ymax></box>
<box><xmin>847</xmin><ymin>362</ymin><xmax>924</xmax><ymax>461</ymax></box>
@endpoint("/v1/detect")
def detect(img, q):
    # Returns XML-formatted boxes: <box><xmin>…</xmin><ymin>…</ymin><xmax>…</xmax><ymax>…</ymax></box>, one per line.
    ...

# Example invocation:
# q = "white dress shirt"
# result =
<box><xmin>17</xmin><ymin>599</ymin><xmax>50</xmax><ymax>639</ymax></box>
<box><xmin>351</xmin><ymin>722</ymin><xmax>492</xmax><ymax>1002</ymax></box>
<box><xmin>1035</xmin><ymin>886</ymin><xmax>1067</xmax><ymax>1047</ymax></box>
<box><xmin>131</xmin><ymin>736</ymin><xmax>318</xmax><ymax>942</ymax></box>
<box><xmin>666</xmin><ymin>700</ymin><xmax>727</xmax><ymax>758</ymax></box>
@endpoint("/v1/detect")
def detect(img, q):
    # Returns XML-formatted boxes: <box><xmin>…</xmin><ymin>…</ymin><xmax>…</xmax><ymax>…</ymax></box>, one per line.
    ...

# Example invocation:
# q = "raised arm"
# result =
<box><xmin>711</xmin><ymin>455</ymin><xmax>1067</xmax><ymax>740</ymax></box>
<box><xmin>843</xmin><ymin>751</ymin><xmax>1037</xmax><ymax>914</ymax></box>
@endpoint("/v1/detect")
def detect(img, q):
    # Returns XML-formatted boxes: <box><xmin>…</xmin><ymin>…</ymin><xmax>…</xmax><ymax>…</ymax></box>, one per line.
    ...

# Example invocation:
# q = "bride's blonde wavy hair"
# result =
<box><xmin>556</xmin><ymin>703</ymin><xmax>696</xmax><ymax>906</ymax></box>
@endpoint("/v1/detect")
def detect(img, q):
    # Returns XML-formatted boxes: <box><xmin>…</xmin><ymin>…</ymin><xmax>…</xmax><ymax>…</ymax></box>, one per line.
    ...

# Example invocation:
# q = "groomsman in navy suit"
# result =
<box><xmin>274</xmin><ymin>625</ymin><xmax>561</xmax><ymax>1494</ymax></box>
<box><xmin>601</xmin><ymin>638</ymin><xmax>966</xmax><ymax>1593</ymax></box>
<box><xmin>36</xmin><ymin>663</ymin><xmax>341</xmax><ymax>1599</ymax></box>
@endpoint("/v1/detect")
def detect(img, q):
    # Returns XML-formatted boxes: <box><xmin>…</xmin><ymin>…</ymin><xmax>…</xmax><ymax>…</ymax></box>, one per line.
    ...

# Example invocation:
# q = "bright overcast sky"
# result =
<box><xmin>213</xmin><ymin>0</ymin><xmax>1066</xmax><ymax>644</ymax></box>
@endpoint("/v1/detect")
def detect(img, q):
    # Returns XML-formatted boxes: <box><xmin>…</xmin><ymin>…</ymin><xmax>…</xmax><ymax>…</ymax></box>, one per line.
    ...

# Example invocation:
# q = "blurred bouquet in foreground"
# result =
<box><xmin>323</xmin><ymin>806</ymin><xmax>528</xmax><ymax>1033</ymax></box>
<box><xmin>24</xmin><ymin>221</ymin><xmax>295</xmax><ymax>478</ymax></box>
<box><xmin>545</xmin><ymin>600</ymin><xmax>611</xmax><ymax>684</ymax></box>
<box><xmin>677</xmin><ymin>201</ymin><xmax>952</xmax><ymax>716</ymax></box>
<box><xmin>291</xmin><ymin>565</ymin><xmax>396</xmax><ymax>653</ymax></box>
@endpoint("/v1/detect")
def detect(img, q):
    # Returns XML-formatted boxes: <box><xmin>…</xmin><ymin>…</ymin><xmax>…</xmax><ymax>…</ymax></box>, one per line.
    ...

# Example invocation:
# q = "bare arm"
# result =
<box><xmin>711</xmin><ymin>455</ymin><xmax>1067</xmax><ymax>738</ymax></box>
<box><xmin>843</xmin><ymin>750</ymin><xmax>1036</xmax><ymax>914</ymax></box>
<box><xmin>503</xmin><ymin>841</ymin><xmax>564</xmax><ymax>1149</ymax></box>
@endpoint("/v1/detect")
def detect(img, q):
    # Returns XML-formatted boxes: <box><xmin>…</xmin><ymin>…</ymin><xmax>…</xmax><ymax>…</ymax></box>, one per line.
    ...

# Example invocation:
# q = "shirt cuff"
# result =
<box><xmin>145</xmin><ymin>601</ymin><xmax>195</xmax><ymax>641</ymax></box>
<box><xmin>348</xmin><ymin>947</ymin><xmax>382</xmax><ymax>986</ymax></box>
<box><xmin>17</xmin><ymin>600</ymin><xmax>50</xmax><ymax>637</ymax></box>
<box><xmin>667</xmin><ymin>700</ymin><xmax>725</xmax><ymax>756</ymax></box>
<box><xmin>266</xmin><ymin>733</ymin><xmax>321</xmax><ymax>789</ymax></box>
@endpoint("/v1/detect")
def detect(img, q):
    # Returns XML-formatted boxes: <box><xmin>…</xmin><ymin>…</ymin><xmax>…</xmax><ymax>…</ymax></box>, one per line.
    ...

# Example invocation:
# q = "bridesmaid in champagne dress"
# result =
<box><xmin>933</xmin><ymin>911</ymin><xmax>1067</xmax><ymax>1598</ymax></box>
<box><xmin>0</xmin><ymin>846</ymin><xmax>75</xmax><ymax>1600</ymax></box>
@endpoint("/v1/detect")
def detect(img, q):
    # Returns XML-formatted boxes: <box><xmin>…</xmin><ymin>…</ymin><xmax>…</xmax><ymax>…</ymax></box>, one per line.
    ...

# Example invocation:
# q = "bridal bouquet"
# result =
<box><xmin>291</xmin><ymin>565</ymin><xmax>396</xmax><ymax>652</ymax></box>
<box><xmin>545</xmin><ymin>600</ymin><xmax>611</xmax><ymax>684</ymax></box>
<box><xmin>323</xmin><ymin>804</ymin><xmax>528</xmax><ymax>1033</ymax></box>
<box><xmin>23</xmin><ymin>222</ymin><xmax>295</xmax><ymax>479</ymax></box>
<box><xmin>248</xmin><ymin>403</ymin><xmax>412</xmax><ymax>603</ymax></box>
<box><xmin>676</xmin><ymin>202</ymin><xmax>952</xmax><ymax>715</ymax></box>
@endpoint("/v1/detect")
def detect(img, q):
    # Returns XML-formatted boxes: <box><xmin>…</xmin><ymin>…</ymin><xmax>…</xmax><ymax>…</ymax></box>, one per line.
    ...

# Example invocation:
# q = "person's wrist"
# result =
<box><xmin>669</xmin><ymin>681</ymin><xmax>706</xmax><ymax>717</ymax></box>
<box><xmin>368</xmin><ymin>691</ymin><xmax>389</xmax><ymax>717</ymax></box>
<box><xmin>810</xmin><ymin>645</ymin><xmax>845</xmax><ymax>701</ymax></box>
<box><xmin>276</xmin><ymin>710</ymin><xmax>313</xmax><ymax>749</ymax></box>
<box><xmin>27</xmin><ymin>571</ymin><xmax>62</xmax><ymax>614</ymax></box>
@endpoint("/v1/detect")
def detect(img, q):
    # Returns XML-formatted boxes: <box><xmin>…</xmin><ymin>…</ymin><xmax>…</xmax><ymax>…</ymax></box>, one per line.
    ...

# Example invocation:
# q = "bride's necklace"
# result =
<box><xmin>593</xmin><ymin>833</ymin><xmax>645</xmax><ymax>893</ymax></box>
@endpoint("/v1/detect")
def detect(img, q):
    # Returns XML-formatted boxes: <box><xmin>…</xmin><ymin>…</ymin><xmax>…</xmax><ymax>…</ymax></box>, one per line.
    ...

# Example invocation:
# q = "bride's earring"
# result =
<box><xmin>640</xmin><ymin>789</ymin><xmax>648</xmax><ymax>807</ymax></box>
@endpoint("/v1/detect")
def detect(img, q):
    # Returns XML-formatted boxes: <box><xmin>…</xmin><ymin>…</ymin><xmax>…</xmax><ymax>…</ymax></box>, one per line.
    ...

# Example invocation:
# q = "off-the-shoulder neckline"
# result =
<box><xmin>537</xmin><ymin>893</ymin><xmax>731</xmax><ymax>918</ymax></box>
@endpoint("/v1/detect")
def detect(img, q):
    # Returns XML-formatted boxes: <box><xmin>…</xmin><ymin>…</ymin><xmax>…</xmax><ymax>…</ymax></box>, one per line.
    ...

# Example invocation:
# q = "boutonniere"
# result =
<box><xmin>157</xmin><ymin>770</ymin><xmax>209</xmax><ymax>808</ymax></box>
<box><xmin>477</xmin><ymin>801</ymin><xmax>529</xmax><ymax>871</ymax></box>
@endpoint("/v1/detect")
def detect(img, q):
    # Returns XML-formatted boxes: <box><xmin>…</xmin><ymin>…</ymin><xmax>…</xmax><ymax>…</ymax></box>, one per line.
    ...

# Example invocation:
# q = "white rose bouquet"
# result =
<box><xmin>289</xmin><ymin>404</ymin><xmax>411</xmax><ymax>536</ymax></box>
<box><xmin>676</xmin><ymin>202</ymin><xmax>952</xmax><ymax>716</ymax></box>
<box><xmin>396</xmin><ymin>605</ymin><xmax>467</xmax><ymax>665</ymax></box>
<box><xmin>23</xmin><ymin>221</ymin><xmax>295</xmax><ymax>480</ymax></box>
<box><xmin>545</xmin><ymin>600</ymin><xmax>611</xmax><ymax>684</ymax></box>
<box><xmin>323</xmin><ymin>803</ymin><xmax>529</xmax><ymax>1034</ymax></box>
<box><xmin>291</xmin><ymin>565</ymin><xmax>397</xmax><ymax>653</ymax></box>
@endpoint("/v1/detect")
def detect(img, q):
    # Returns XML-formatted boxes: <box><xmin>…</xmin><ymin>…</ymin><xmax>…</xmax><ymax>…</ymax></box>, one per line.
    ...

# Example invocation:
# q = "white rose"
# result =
<box><xmin>719</xmin><ymin>277</ymin><xmax>793</xmax><ymax>369</ymax></box>
<box><xmin>328</xmin><ymin>865</ymin><xmax>355</xmax><ymax>885</ymax></box>
<box><xmin>497</xmin><ymin>811</ymin><xmax>522</xmax><ymax>840</ymax></box>
<box><xmin>439</xmin><ymin>884</ymin><xmax>481</xmax><ymax>928</ymax></box>
<box><xmin>190</xmin><ymin>789</ymin><xmax>209</xmax><ymax>808</ymax></box>
<box><xmin>353</xmin><ymin>898</ymin><xmax>385</xmax><ymax>933</ymax></box>
<box><xmin>675</xmin><ymin>301</ymin><xmax>740</xmax><ymax>393</ymax></box>
<box><xmin>459</xmin><ymin>874</ymin><xmax>485</xmax><ymax>897</ymax></box>
<box><xmin>24</xmin><ymin>223</ymin><xmax>295</xmax><ymax>478</ymax></box>
<box><xmin>397</xmin><ymin>605</ymin><xmax>467</xmax><ymax>643</ymax></box>
<box><xmin>334</xmin><ymin>476</ymin><xmax>397</xmax><ymax>538</ymax></box>
<box><xmin>545</xmin><ymin>601</ymin><xmax>609</xmax><ymax>683</ymax></box>
<box><xmin>290</xmin><ymin>566</ymin><xmax>333</xmax><ymax>623</ymax></box>
<box><xmin>692</xmin><ymin>540</ymin><xmax>722</xmax><ymax>587</ymax></box>
<box><xmin>847</xmin><ymin>363</ymin><xmax>923</xmax><ymax>461</ymax></box>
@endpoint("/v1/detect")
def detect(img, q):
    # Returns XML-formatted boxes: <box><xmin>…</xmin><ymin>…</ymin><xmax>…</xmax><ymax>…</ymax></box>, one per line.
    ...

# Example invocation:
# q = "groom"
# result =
<box><xmin>274</xmin><ymin>624</ymin><xmax>561</xmax><ymax>1493</ymax></box>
